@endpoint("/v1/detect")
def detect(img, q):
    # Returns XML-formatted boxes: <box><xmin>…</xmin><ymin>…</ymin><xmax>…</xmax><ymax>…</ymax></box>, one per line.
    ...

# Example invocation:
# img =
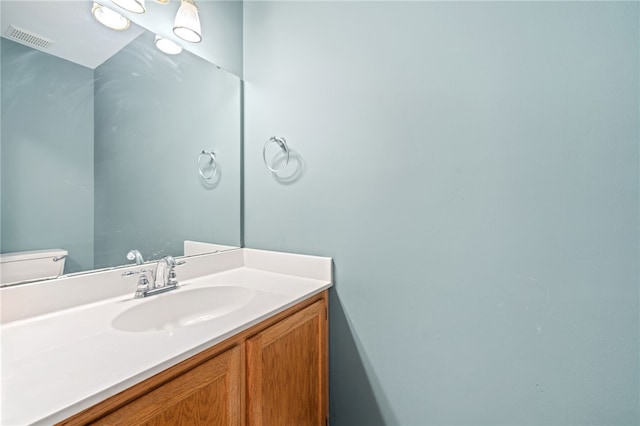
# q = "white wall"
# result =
<box><xmin>244</xmin><ymin>2</ymin><xmax>639</xmax><ymax>425</ymax></box>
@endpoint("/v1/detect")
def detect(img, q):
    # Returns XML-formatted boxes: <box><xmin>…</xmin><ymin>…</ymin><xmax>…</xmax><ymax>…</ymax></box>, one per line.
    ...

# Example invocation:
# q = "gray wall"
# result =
<box><xmin>198</xmin><ymin>0</ymin><xmax>244</xmax><ymax>78</ymax></box>
<box><xmin>94</xmin><ymin>32</ymin><xmax>241</xmax><ymax>268</ymax></box>
<box><xmin>243</xmin><ymin>2</ymin><xmax>639</xmax><ymax>425</ymax></box>
<box><xmin>1</xmin><ymin>38</ymin><xmax>94</xmax><ymax>273</ymax></box>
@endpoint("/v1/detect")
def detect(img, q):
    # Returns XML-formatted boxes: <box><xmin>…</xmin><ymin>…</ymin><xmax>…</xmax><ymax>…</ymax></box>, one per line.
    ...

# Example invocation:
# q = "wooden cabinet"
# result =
<box><xmin>247</xmin><ymin>301</ymin><xmax>327</xmax><ymax>426</ymax></box>
<box><xmin>94</xmin><ymin>345</ymin><xmax>243</xmax><ymax>426</ymax></box>
<box><xmin>58</xmin><ymin>291</ymin><xmax>328</xmax><ymax>426</ymax></box>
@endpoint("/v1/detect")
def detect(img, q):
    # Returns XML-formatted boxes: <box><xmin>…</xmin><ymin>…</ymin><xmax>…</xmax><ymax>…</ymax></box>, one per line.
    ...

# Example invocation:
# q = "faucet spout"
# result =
<box><xmin>154</xmin><ymin>255</ymin><xmax>177</xmax><ymax>289</ymax></box>
<box><xmin>123</xmin><ymin>256</ymin><xmax>185</xmax><ymax>298</ymax></box>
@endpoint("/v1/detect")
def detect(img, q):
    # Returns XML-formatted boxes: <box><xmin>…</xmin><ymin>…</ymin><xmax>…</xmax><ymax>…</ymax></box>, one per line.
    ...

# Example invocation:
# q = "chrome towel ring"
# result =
<box><xmin>263</xmin><ymin>136</ymin><xmax>290</xmax><ymax>172</ymax></box>
<box><xmin>197</xmin><ymin>150</ymin><xmax>218</xmax><ymax>180</ymax></box>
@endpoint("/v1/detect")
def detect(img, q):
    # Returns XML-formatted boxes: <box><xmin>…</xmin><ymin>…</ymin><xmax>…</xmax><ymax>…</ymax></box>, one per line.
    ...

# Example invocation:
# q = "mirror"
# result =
<box><xmin>0</xmin><ymin>0</ymin><xmax>242</xmax><ymax>284</ymax></box>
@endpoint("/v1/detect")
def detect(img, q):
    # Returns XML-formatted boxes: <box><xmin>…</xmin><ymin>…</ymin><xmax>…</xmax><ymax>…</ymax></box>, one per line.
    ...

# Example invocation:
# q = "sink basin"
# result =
<box><xmin>112</xmin><ymin>286</ymin><xmax>255</xmax><ymax>332</ymax></box>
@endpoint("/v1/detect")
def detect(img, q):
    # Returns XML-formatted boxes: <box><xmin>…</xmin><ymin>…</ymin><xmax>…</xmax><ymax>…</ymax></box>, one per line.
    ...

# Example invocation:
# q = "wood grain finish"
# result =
<box><xmin>246</xmin><ymin>301</ymin><xmax>328</xmax><ymax>426</ymax></box>
<box><xmin>94</xmin><ymin>345</ymin><xmax>242</xmax><ymax>426</ymax></box>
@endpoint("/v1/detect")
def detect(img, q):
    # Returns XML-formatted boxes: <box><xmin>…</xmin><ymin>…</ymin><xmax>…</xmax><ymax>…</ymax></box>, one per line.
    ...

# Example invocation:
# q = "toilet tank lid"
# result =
<box><xmin>0</xmin><ymin>249</ymin><xmax>68</xmax><ymax>263</ymax></box>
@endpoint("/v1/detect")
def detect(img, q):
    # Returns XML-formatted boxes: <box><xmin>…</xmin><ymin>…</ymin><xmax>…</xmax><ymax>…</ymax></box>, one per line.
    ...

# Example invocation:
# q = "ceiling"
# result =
<box><xmin>1</xmin><ymin>1</ymin><xmax>145</xmax><ymax>69</ymax></box>
<box><xmin>0</xmin><ymin>0</ymin><xmax>232</xmax><ymax>70</ymax></box>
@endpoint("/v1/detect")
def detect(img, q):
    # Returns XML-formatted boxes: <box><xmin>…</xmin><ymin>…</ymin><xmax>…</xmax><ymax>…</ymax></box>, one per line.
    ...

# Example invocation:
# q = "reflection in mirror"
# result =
<box><xmin>0</xmin><ymin>1</ymin><xmax>241</xmax><ymax>286</ymax></box>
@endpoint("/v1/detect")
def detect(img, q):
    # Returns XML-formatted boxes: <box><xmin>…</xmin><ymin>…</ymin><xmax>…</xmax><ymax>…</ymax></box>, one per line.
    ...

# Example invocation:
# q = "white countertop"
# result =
<box><xmin>0</xmin><ymin>249</ymin><xmax>332</xmax><ymax>425</ymax></box>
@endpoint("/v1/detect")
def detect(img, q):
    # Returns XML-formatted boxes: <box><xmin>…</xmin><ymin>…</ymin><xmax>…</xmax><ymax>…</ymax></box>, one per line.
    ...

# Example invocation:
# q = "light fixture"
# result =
<box><xmin>111</xmin><ymin>0</ymin><xmax>146</xmax><ymax>14</ymax></box>
<box><xmin>173</xmin><ymin>0</ymin><xmax>201</xmax><ymax>43</ymax></box>
<box><xmin>154</xmin><ymin>0</ymin><xmax>171</xmax><ymax>3</ymax></box>
<box><xmin>155</xmin><ymin>35</ymin><xmax>182</xmax><ymax>55</ymax></box>
<box><xmin>92</xmin><ymin>3</ymin><xmax>131</xmax><ymax>31</ymax></box>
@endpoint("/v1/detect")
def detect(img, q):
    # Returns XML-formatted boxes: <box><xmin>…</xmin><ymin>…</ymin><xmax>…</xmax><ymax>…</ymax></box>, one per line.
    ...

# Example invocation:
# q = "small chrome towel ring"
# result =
<box><xmin>197</xmin><ymin>150</ymin><xmax>218</xmax><ymax>180</ymax></box>
<box><xmin>263</xmin><ymin>136</ymin><xmax>289</xmax><ymax>172</ymax></box>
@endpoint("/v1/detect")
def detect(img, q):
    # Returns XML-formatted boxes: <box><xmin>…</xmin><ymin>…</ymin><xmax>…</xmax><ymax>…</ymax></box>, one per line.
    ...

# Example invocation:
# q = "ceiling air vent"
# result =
<box><xmin>3</xmin><ymin>25</ymin><xmax>54</xmax><ymax>50</ymax></box>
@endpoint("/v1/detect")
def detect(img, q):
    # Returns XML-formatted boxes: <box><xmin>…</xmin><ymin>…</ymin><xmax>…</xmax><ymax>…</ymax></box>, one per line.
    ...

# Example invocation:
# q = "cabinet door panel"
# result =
<box><xmin>247</xmin><ymin>300</ymin><xmax>328</xmax><ymax>426</ymax></box>
<box><xmin>94</xmin><ymin>345</ymin><xmax>242</xmax><ymax>426</ymax></box>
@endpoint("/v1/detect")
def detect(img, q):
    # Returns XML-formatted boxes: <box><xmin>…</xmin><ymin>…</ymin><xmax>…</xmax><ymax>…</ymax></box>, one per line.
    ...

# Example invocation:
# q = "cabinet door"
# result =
<box><xmin>246</xmin><ymin>300</ymin><xmax>328</xmax><ymax>426</ymax></box>
<box><xmin>94</xmin><ymin>345</ymin><xmax>243</xmax><ymax>426</ymax></box>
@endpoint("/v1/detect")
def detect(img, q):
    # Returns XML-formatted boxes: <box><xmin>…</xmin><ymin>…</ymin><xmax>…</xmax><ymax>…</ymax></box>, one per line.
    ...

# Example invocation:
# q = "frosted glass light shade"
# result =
<box><xmin>173</xmin><ymin>0</ymin><xmax>201</xmax><ymax>43</ymax></box>
<box><xmin>111</xmin><ymin>0</ymin><xmax>145</xmax><ymax>14</ymax></box>
<box><xmin>155</xmin><ymin>35</ymin><xmax>182</xmax><ymax>55</ymax></box>
<box><xmin>92</xmin><ymin>3</ymin><xmax>130</xmax><ymax>31</ymax></box>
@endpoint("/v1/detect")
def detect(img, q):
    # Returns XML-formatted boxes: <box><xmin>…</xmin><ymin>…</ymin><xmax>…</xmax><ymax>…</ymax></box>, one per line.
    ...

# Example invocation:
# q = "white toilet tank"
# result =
<box><xmin>0</xmin><ymin>249</ymin><xmax>68</xmax><ymax>285</ymax></box>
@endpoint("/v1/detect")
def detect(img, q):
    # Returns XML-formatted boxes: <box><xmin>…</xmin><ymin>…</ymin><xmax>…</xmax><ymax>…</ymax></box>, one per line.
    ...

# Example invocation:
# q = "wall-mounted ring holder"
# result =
<box><xmin>263</xmin><ymin>136</ymin><xmax>290</xmax><ymax>173</ymax></box>
<box><xmin>197</xmin><ymin>150</ymin><xmax>218</xmax><ymax>180</ymax></box>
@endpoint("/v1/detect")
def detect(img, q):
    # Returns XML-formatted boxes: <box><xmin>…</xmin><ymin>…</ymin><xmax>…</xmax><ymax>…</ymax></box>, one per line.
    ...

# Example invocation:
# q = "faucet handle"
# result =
<box><xmin>166</xmin><ymin>260</ymin><xmax>186</xmax><ymax>287</ymax></box>
<box><xmin>134</xmin><ymin>274</ymin><xmax>150</xmax><ymax>298</ymax></box>
<box><xmin>121</xmin><ymin>268</ymin><xmax>153</xmax><ymax>277</ymax></box>
<box><xmin>122</xmin><ymin>269</ymin><xmax>153</xmax><ymax>298</ymax></box>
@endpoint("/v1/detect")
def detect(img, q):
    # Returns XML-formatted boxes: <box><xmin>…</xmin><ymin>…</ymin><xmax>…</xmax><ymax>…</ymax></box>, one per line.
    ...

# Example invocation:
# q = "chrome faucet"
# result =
<box><xmin>154</xmin><ymin>255</ymin><xmax>178</xmax><ymax>289</ymax></box>
<box><xmin>122</xmin><ymin>255</ymin><xmax>185</xmax><ymax>298</ymax></box>
<box><xmin>126</xmin><ymin>249</ymin><xmax>145</xmax><ymax>265</ymax></box>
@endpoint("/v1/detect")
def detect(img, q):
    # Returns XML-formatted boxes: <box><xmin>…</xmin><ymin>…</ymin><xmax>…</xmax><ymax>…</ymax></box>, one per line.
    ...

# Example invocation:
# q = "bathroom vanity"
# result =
<box><xmin>0</xmin><ymin>249</ymin><xmax>331</xmax><ymax>425</ymax></box>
